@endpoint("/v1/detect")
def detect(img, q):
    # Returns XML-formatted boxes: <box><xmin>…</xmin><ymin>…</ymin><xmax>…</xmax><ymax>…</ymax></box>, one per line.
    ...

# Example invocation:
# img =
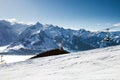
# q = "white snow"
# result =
<box><xmin>1</xmin><ymin>44</ymin><xmax>25</xmax><ymax>53</ymax></box>
<box><xmin>8</xmin><ymin>44</ymin><xmax>25</xmax><ymax>50</ymax></box>
<box><xmin>1</xmin><ymin>55</ymin><xmax>33</xmax><ymax>63</ymax></box>
<box><xmin>0</xmin><ymin>45</ymin><xmax>120</xmax><ymax>80</ymax></box>
<box><xmin>0</xmin><ymin>45</ymin><xmax>8</xmax><ymax>52</ymax></box>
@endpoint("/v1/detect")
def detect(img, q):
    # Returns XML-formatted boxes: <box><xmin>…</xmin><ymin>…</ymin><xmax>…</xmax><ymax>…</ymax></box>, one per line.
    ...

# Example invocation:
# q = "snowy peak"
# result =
<box><xmin>0</xmin><ymin>20</ymin><xmax>11</xmax><ymax>26</ymax></box>
<box><xmin>30</xmin><ymin>22</ymin><xmax>43</xmax><ymax>31</ymax></box>
<box><xmin>27</xmin><ymin>22</ymin><xmax>43</xmax><ymax>35</ymax></box>
<box><xmin>35</xmin><ymin>22</ymin><xmax>43</xmax><ymax>28</ymax></box>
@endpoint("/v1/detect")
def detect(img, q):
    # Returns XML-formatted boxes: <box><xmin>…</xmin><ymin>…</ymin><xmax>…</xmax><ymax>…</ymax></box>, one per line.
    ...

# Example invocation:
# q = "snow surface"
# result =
<box><xmin>0</xmin><ymin>45</ymin><xmax>8</xmax><ymax>52</ymax></box>
<box><xmin>1</xmin><ymin>55</ymin><xmax>33</xmax><ymax>63</ymax></box>
<box><xmin>0</xmin><ymin>45</ymin><xmax>120</xmax><ymax>80</ymax></box>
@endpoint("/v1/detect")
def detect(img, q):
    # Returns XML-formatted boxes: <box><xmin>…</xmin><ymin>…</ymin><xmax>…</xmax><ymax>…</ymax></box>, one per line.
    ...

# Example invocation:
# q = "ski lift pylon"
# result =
<box><xmin>103</xmin><ymin>26</ymin><xmax>116</xmax><ymax>42</ymax></box>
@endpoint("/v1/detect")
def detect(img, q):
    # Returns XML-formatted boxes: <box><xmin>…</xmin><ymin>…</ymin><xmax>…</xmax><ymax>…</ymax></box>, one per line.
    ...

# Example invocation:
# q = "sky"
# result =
<box><xmin>0</xmin><ymin>0</ymin><xmax>120</xmax><ymax>31</ymax></box>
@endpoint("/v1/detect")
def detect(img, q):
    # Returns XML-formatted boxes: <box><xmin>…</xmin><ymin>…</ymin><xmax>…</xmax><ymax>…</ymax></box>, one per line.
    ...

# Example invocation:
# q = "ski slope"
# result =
<box><xmin>0</xmin><ymin>45</ymin><xmax>120</xmax><ymax>80</ymax></box>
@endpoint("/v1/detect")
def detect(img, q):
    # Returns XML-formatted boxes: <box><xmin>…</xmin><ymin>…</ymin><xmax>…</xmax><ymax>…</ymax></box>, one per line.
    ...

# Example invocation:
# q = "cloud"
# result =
<box><xmin>113</xmin><ymin>23</ymin><xmax>120</xmax><ymax>27</ymax></box>
<box><xmin>5</xmin><ymin>18</ymin><xmax>17</xmax><ymax>22</ymax></box>
<box><xmin>96</xmin><ymin>23</ymin><xmax>112</xmax><ymax>27</ymax></box>
<box><xmin>26</xmin><ymin>22</ymin><xmax>35</xmax><ymax>25</ymax></box>
<box><xmin>3</xmin><ymin>18</ymin><xmax>35</xmax><ymax>25</ymax></box>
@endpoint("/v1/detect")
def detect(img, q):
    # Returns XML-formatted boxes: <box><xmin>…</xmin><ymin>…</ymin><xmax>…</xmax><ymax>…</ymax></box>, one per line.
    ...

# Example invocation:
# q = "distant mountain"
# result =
<box><xmin>0</xmin><ymin>20</ymin><xmax>120</xmax><ymax>54</ymax></box>
<box><xmin>19</xmin><ymin>22</ymin><xmax>59</xmax><ymax>52</ymax></box>
<box><xmin>0</xmin><ymin>20</ymin><xmax>18</xmax><ymax>46</ymax></box>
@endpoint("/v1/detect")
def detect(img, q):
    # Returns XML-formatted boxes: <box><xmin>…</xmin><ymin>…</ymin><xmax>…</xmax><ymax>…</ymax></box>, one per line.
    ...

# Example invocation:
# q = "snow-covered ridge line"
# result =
<box><xmin>0</xmin><ymin>19</ymin><xmax>120</xmax><ymax>55</ymax></box>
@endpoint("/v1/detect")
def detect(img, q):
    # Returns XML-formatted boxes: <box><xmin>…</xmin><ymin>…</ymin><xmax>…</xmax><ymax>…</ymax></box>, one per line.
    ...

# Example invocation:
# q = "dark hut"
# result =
<box><xmin>29</xmin><ymin>48</ymin><xmax>69</xmax><ymax>59</ymax></box>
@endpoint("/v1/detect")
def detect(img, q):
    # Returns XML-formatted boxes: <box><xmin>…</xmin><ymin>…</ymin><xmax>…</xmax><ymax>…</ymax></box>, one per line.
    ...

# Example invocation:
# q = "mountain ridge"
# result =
<box><xmin>0</xmin><ymin>20</ymin><xmax>120</xmax><ymax>54</ymax></box>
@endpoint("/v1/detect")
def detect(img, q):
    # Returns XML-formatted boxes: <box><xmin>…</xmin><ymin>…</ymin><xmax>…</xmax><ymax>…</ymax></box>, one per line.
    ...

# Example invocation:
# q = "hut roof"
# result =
<box><xmin>29</xmin><ymin>49</ymin><xmax>69</xmax><ymax>59</ymax></box>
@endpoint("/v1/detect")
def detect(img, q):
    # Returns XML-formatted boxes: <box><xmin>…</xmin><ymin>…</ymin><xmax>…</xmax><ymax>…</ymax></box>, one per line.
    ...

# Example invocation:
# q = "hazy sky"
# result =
<box><xmin>0</xmin><ymin>0</ymin><xmax>120</xmax><ymax>31</ymax></box>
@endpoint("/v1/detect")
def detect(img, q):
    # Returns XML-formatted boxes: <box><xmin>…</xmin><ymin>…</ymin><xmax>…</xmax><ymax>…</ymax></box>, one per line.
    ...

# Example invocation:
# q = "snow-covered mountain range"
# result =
<box><xmin>0</xmin><ymin>20</ymin><xmax>120</xmax><ymax>54</ymax></box>
<box><xmin>0</xmin><ymin>45</ymin><xmax>120</xmax><ymax>80</ymax></box>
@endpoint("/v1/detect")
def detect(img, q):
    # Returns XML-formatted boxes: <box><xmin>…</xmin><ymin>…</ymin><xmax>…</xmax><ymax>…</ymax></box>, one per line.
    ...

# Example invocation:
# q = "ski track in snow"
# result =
<box><xmin>0</xmin><ymin>45</ymin><xmax>120</xmax><ymax>80</ymax></box>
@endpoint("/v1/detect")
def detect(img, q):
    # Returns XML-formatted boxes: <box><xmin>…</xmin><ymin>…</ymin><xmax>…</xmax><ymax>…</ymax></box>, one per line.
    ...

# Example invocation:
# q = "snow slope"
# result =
<box><xmin>0</xmin><ymin>45</ymin><xmax>120</xmax><ymax>80</ymax></box>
